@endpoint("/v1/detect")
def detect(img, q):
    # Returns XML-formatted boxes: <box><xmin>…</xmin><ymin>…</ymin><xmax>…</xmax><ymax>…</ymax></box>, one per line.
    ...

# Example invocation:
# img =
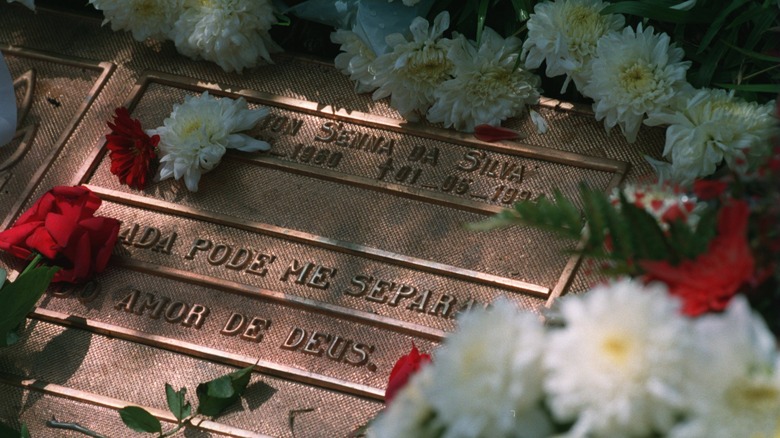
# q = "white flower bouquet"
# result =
<box><xmin>370</xmin><ymin>280</ymin><xmax>780</xmax><ymax>437</ymax></box>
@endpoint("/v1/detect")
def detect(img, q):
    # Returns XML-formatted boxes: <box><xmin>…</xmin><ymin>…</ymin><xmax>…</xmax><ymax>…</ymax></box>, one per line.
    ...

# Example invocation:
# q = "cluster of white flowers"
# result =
<box><xmin>148</xmin><ymin>92</ymin><xmax>270</xmax><ymax>191</ymax></box>
<box><xmin>645</xmin><ymin>88</ymin><xmax>778</xmax><ymax>183</ymax></box>
<box><xmin>522</xmin><ymin>0</ymin><xmax>778</xmax><ymax>181</ymax></box>
<box><xmin>332</xmin><ymin>11</ymin><xmax>543</xmax><ymax>133</ymax></box>
<box><xmin>87</xmin><ymin>0</ymin><xmax>279</xmax><ymax>73</ymax></box>
<box><xmin>369</xmin><ymin>279</ymin><xmax>780</xmax><ymax>437</ymax></box>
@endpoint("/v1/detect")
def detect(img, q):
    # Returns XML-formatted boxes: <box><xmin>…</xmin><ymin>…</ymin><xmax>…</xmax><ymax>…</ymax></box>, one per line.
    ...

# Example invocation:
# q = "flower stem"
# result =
<box><xmin>46</xmin><ymin>418</ymin><xmax>107</xmax><ymax>438</ymax></box>
<box><xmin>20</xmin><ymin>253</ymin><xmax>43</xmax><ymax>276</ymax></box>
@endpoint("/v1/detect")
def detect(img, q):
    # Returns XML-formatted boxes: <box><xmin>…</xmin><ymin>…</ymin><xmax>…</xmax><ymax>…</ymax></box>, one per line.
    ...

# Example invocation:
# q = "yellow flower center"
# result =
<box><xmin>619</xmin><ymin>62</ymin><xmax>653</xmax><ymax>93</ymax></box>
<box><xmin>729</xmin><ymin>382</ymin><xmax>780</xmax><ymax>412</ymax></box>
<box><xmin>134</xmin><ymin>0</ymin><xmax>160</xmax><ymax>17</ymax></box>
<box><xmin>181</xmin><ymin>119</ymin><xmax>203</xmax><ymax>137</ymax></box>
<box><xmin>564</xmin><ymin>5</ymin><xmax>612</xmax><ymax>56</ymax></box>
<box><xmin>602</xmin><ymin>335</ymin><xmax>632</xmax><ymax>365</ymax></box>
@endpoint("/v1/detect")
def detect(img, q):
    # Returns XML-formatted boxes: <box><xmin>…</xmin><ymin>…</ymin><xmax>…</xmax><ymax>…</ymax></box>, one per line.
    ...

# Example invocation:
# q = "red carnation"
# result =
<box><xmin>106</xmin><ymin>107</ymin><xmax>159</xmax><ymax>190</ymax></box>
<box><xmin>641</xmin><ymin>200</ymin><xmax>754</xmax><ymax>316</ymax></box>
<box><xmin>0</xmin><ymin>186</ymin><xmax>120</xmax><ymax>283</ymax></box>
<box><xmin>385</xmin><ymin>344</ymin><xmax>431</xmax><ymax>404</ymax></box>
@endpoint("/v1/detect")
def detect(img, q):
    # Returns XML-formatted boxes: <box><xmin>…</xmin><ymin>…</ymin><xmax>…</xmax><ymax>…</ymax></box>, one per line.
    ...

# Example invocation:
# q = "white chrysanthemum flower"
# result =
<box><xmin>544</xmin><ymin>279</ymin><xmax>690</xmax><ymax>437</ymax></box>
<box><xmin>150</xmin><ymin>92</ymin><xmax>270</xmax><ymax>192</ymax></box>
<box><xmin>581</xmin><ymin>24</ymin><xmax>691</xmax><ymax>143</ymax></box>
<box><xmin>88</xmin><ymin>0</ymin><xmax>180</xmax><ymax>41</ymax></box>
<box><xmin>331</xmin><ymin>29</ymin><xmax>378</xmax><ymax>94</ymax></box>
<box><xmin>371</xmin><ymin>11</ymin><xmax>454</xmax><ymax>121</ymax></box>
<box><xmin>368</xmin><ymin>368</ymin><xmax>443</xmax><ymax>438</ymax></box>
<box><xmin>7</xmin><ymin>0</ymin><xmax>34</xmax><ymax>11</ymax></box>
<box><xmin>427</xmin><ymin>28</ymin><xmax>542</xmax><ymax>132</ymax></box>
<box><xmin>671</xmin><ymin>297</ymin><xmax>780</xmax><ymax>438</ymax></box>
<box><xmin>522</xmin><ymin>0</ymin><xmax>624</xmax><ymax>92</ymax></box>
<box><xmin>423</xmin><ymin>299</ymin><xmax>552</xmax><ymax>438</ymax></box>
<box><xmin>645</xmin><ymin>88</ymin><xmax>778</xmax><ymax>183</ymax></box>
<box><xmin>172</xmin><ymin>0</ymin><xmax>280</xmax><ymax>73</ymax></box>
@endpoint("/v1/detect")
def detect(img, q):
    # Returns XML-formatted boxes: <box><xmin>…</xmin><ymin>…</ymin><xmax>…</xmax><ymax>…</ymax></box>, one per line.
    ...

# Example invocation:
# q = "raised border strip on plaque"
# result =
<box><xmin>30</xmin><ymin>307</ymin><xmax>386</xmax><ymax>400</ymax></box>
<box><xmin>0</xmin><ymin>45</ymin><xmax>114</xmax><ymax>229</ymax></box>
<box><xmin>74</xmin><ymin>71</ymin><xmax>630</xmax><ymax>302</ymax></box>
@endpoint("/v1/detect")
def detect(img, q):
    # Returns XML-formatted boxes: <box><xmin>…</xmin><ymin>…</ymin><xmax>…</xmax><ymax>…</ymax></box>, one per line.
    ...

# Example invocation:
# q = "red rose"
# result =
<box><xmin>385</xmin><ymin>344</ymin><xmax>431</xmax><ymax>404</ymax></box>
<box><xmin>641</xmin><ymin>200</ymin><xmax>754</xmax><ymax>316</ymax></box>
<box><xmin>0</xmin><ymin>186</ymin><xmax>120</xmax><ymax>283</ymax></box>
<box><xmin>106</xmin><ymin>107</ymin><xmax>159</xmax><ymax>190</ymax></box>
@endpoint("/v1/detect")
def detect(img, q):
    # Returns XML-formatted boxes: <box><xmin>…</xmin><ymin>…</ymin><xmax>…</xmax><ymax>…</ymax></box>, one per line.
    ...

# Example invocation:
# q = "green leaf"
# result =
<box><xmin>599</xmin><ymin>191</ymin><xmax>633</xmax><ymax>260</ymax></box>
<box><xmin>696</xmin><ymin>0</ymin><xmax>749</xmax><ymax>54</ymax></box>
<box><xmin>601</xmin><ymin>1</ymin><xmax>709</xmax><ymax>23</ymax></box>
<box><xmin>119</xmin><ymin>406</ymin><xmax>162</xmax><ymax>434</ymax></box>
<box><xmin>619</xmin><ymin>194</ymin><xmax>673</xmax><ymax>261</ymax></box>
<box><xmin>20</xmin><ymin>424</ymin><xmax>29</xmax><ymax>438</ymax></box>
<box><xmin>165</xmin><ymin>384</ymin><xmax>192</xmax><ymax>422</ymax></box>
<box><xmin>690</xmin><ymin>206</ymin><xmax>718</xmax><ymax>255</ymax></box>
<box><xmin>509</xmin><ymin>0</ymin><xmax>532</xmax><ymax>21</ymax></box>
<box><xmin>721</xmin><ymin>40</ymin><xmax>780</xmax><ymax>64</ymax></box>
<box><xmin>476</xmin><ymin>0</ymin><xmax>490</xmax><ymax>46</ymax></box>
<box><xmin>580</xmin><ymin>185</ymin><xmax>607</xmax><ymax>250</ymax></box>
<box><xmin>714</xmin><ymin>82</ymin><xmax>780</xmax><ymax>93</ymax></box>
<box><xmin>0</xmin><ymin>421</ymin><xmax>24</xmax><ymax>438</ymax></box>
<box><xmin>667</xmin><ymin>219</ymin><xmax>697</xmax><ymax>260</ymax></box>
<box><xmin>196</xmin><ymin>365</ymin><xmax>253</xmax><ymax>418</ymax></box>
<box><xmin>0</xmin><ymin>261</ymin><xmax>59</xmax><ymax>347</ymax></box>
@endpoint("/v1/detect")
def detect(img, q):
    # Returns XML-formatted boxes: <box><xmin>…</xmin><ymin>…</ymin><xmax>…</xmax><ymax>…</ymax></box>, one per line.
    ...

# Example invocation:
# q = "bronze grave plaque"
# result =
<box><xmin>0</xmin><ymin>5</ymin><xmax>665</xmax><ymax>437</ymax></box>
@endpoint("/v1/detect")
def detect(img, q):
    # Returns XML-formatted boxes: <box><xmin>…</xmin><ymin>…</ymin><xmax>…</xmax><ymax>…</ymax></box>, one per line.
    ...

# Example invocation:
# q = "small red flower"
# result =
<box><xmin>693</xmin><ymin>180</ymin><xmax>728</xmax><ymax>201</ymax></box>
<box><xmin>0</xmin><ymin>186</ymin><xmax>120</xmax><ymax>283</ymax></box>
<box><xmin>385</xmin><ymin>344</ymin><xmax>431</xmax><ymax>404</ymax></box>
<box><xmin>474</xmin><ymin>124</ymin><xmax>522</xmax><ymax>142</ymax></box>
<box><xmin>641</xmin><ymin>200</ymin><xmax>754</xmax><ymax>316</ymax></box>
<box><xmin>106</xmin><ymin>107</ymin><xmax>159</xmax><ymax>190</ymax></box>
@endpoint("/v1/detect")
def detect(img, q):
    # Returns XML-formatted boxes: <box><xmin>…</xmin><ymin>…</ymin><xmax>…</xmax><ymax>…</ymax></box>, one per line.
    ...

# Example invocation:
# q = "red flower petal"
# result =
<box><xmin>385</xmin><ymin>344</ymin><xmax>431</xmax><ymax>404</ymax></box>
<box><xmin>106</xmin><ymin>107</ymin><xmax>158</xmax><ymax>190</ymax></box>
<box><xmin>640</xmin><ymin>199</ymin><xmax>754</xmax><ymax>316</ymax></box>
<box><xmin>0</xmin><ymin>185</ymin><xmax>120</xmax><ymax>284</ymax></box>
<box><xmin>474</xmin><ymin>124</ymin><xmax>522</xmax><ymax>142</ymax></box>
<box><xmin>693</xmin><ymin>180</ymin><xmax>728</xmax><ymax>200</ymax></box>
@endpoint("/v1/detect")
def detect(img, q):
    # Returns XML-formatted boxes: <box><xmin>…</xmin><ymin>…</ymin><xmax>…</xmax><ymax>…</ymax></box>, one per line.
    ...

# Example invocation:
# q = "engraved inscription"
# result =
<box><xmin>115</xmin><ymin>288</ymin><xmax>210</xmax><ymax>329</ymax></box>
<box><xmin>345</xmin><ymin>274</ymin><xmax>486</xmax><ymax>319</ymax></box>
<box><xmin>49</xmin><ymin>281</ymin><xmax>102</xmax><ymax>304</ymax></box>
<box><xmin>281</xmin><ymin>326</ymin><xmax>377</xmax><ymax>371</ymax></box>
<box><xmin>314</xmin><ymin>122</ymin><xmax>395</xmax><ymax>156</ymax></box>
<box><xmin>279</xmin><ymin>259</ymin><xmax>336</xmax><ymax>290</ymax></box>
<box><xmin>220</xmin><ymin>312</ymin><xmax>271</xmax><ymax>343</ymax></box>
<box><xmin>119</xmin><ymin>223</ymin><xmax>177</xmax><ymax>254</ymax></box>
<box><xmin>185</xmin><ymin>237</ymin><xmax>277</xmax><ymax>276</ymax></box>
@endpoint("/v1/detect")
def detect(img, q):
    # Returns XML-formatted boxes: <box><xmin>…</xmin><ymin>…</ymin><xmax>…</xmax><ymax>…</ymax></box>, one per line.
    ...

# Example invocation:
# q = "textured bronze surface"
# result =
<box><xmin>0</xmin><ymin>4</ymin><xmax>664</xmax><ymax>437</ymax></box>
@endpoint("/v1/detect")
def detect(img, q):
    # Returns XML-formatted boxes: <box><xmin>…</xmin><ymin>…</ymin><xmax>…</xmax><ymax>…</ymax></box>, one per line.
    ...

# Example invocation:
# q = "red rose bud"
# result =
<box><xmin>0</xmin><ymin>186</ymin><xmax>120</xmax><ymax>283</ymax></box>
<box><xmin>474</xmin><ymin>124</ymin><xmax>522</xmax><ymax>142</ymax></box>
<box><xmin>385</xmin><ymin>344</ymin><xmax>431</xmax><ymax>404</ymax></box>
<box><xmin>693</xmin><ymin>179</ymin><xmax>728</xmax><ymax>201</ymax></box>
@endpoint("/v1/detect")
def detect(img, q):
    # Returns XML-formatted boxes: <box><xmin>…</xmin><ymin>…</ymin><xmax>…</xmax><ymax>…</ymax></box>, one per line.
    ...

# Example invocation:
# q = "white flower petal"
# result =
<box><xmin>581</xmin><ymin>24</ymin><xmax>691</xmax><ymax>143</ymax></box>
<box><xmin>171</xmin><ymin>0</ymin><xmax>280</xmax><ymax>73</ymax></box>
<box><xmin>154</xmin><ymin>92</ymin><xmax>271</xmax><ymax>191</ymax></box>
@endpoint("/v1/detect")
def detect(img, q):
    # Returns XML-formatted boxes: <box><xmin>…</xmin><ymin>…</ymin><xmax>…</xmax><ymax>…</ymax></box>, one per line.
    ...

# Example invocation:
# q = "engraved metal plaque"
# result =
<box><xmin>0</xmin><ymin>5</ymin><xmax>664</xmax><ymax>437</ymax></box>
